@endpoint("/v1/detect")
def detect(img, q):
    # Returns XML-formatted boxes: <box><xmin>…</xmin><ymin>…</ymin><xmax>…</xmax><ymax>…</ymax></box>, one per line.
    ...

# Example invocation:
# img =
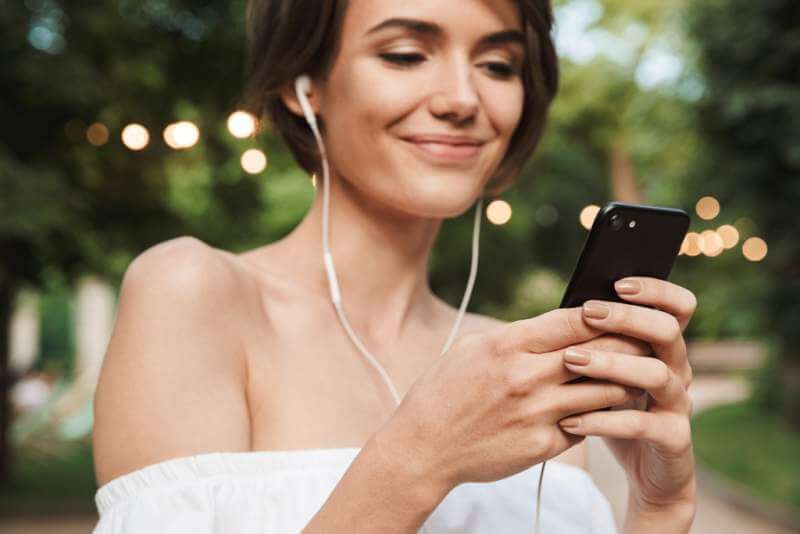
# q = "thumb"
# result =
<box><xmin>499</xmin><ymin>307</ymin><xmax>603</xmax><ymax>355</ymax></box>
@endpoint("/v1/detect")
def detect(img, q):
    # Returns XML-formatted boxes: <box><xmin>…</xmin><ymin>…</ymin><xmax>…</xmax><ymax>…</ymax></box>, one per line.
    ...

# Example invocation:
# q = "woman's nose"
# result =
<box><xmin>427</xmin><ymin>62</ymin><xmax>480</xmax><ymax>125</ymax></box>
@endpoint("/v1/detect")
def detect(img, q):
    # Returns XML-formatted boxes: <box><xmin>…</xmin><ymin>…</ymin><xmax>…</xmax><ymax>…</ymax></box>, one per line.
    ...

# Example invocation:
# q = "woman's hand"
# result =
<box><xmin>557</xmin><ymin>277</ymin><xmax>698</xmax><ymax>525</ymax></box>
<box><xmin>378</xmin><ymin>306</ymin><xmax>645</xmax><ymax>496</ymax></box>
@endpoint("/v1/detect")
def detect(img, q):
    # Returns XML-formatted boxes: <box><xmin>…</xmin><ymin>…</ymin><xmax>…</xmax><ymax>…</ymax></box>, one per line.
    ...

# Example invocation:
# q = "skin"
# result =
<box><xmin>94</xmin><ymin>0</ymin><xmax>697</xmax><ymax>530</ymax></box>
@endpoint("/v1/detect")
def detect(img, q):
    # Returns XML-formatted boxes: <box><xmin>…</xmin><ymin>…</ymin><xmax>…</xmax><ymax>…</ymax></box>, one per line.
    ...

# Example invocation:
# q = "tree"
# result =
<box><xmin>687</xmin><ymin>0</ymin><xmax>800</xmax><ymax>426</ymax></box>
<box><xmin>0</xmin><ymin>0</ymin><xmax>277</xmax><ymax>483</ymax></box>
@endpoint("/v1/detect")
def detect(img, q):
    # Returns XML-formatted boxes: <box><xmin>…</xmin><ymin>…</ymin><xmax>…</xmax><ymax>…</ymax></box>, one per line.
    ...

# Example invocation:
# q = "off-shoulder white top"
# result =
<box><xmin>93</xmin><ymin>447</ymin><xmax>617</xmax><ymax>533</ymax></box>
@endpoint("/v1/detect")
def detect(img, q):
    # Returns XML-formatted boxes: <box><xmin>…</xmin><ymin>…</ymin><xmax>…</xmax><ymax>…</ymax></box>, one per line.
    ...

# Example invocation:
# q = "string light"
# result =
<box><xmin>700</xmin><ymin>230</ymin><xmax>724</xmax><ymax>257</ymax></box>
<box><xmin>696</xmin><ymin>196</ymin><xmax>720</xmax><ymax>220</ymax></box>
<box><xmin>486</xmin><ymin>200</ymin><xmax>512</xmax><ymax>225</ymax></box>
<box><xmin>742</xmin><ymin>237</ymin><xmax>767</xmax><ymax>262</ymax></box>
<box><xmin>716</xmin><ymin>224</ymin><xmax>739</xmax><ymax>249</ymax></box>
<box><xmin>164</xmin><ymin>121</ymin><xmax>199</xmax><ymax>149</ymax></box>
<box><xmin>121</xmin><ymin>123</ymin><xmax>150</xmax><ymax>151</ymax></box>
<box><xmin>227</xmin><ymin>111</ymin><xmax>257</xmax><ymax>138</ymax></box>
<box><xmin>579</xmin><ymin>204</ymin><xmax>600</xmax><ymax>230</ymax></box>
<box><xmin>241</xmin><ymin>148</ymin><xmax>267</xmax><ymax>174</ymax></box>
<box><xmin>86</xmin><ymin>122</ymin><xmax>109</xmax><ymax>146</ymax></box>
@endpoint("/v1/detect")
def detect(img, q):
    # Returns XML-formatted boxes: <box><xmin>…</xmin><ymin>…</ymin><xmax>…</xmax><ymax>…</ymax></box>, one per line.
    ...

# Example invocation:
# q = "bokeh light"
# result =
<box><xmin>684</xmin><ymin>232</ymin><xmax>703</xmax><ymax>256</ymax></box>
<box><xmin>700</xmin><ymin>230</ymin><xmax>725</xmax><ymax>257</ymax></box>
<box><xmin>579</xmin><ymin>204</ymin><xmax>601</xmax><ymax>230</ymax></box>
<box><xmin>121</xmin><ymin>123</ymin><xmax>150</xmax><ymax>151</ymax></box>
<box><xmin>241</xmin><ymin>148</ymin><xmax>267</xmax><ymax>174</ymax></box>
<box><xmin>227</xmin><ymin>111</ymin><xmax>257</xmax><ymax>138</ymax></box>
<box><xmin>717</xmin><ymin>224</ymin><xmax>740</xmax><ymax>249</ymax></box>
<box><xmin>163</xmin><ymin>121</ymin><xmax>199</xmax><ymax>149</ymax></box>
<box><xmin>742</xmin><ymin>237</ymin><xmax>768</xmax><ymax>262</ymax></box>
<box><xmin>486</xmin><ymin>200</ymin><xmax>512</xmax><ymax>225</ymax></box>
<box><xmin>86</xmin><ymin>122</ymin><xmax>109</xmax><ymax>146</ymax></box>
<box><xmin>696</xmin><ymin>196</ymin><xmax>720</xmax><ymax>220</ymax></box>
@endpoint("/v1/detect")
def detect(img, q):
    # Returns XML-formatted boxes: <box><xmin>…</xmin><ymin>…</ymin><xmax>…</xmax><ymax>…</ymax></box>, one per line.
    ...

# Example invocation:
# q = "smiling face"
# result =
<box><xmin>295</xmin><ymin>0</ymin><xmax>526</xmax><ymax>218</ymax></box>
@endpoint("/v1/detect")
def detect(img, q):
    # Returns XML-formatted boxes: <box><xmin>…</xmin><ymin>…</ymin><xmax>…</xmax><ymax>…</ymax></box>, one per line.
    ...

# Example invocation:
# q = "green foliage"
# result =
<box><xmin>693</xmin><ymin>400</ymin><xmax>800</xmax><ymax>512</ymax></box>
<box><xmin>0</xmin><ymin>439</ymin><xmax>96</xmax><ymax>514</ymax></box>
<box><xmin>0</xmin><ymin>0</ymin><xmax>271</xmax><ymax>287</ymax></box>
<box><xmin>687</xmin><ymin>0</ymin><xmax>800</xmax><ymax>424</ymax></box>
<box><xmin>34</xmin><ymin>272</ymin><xmax>75</xmax><ymax>379</ymax></box>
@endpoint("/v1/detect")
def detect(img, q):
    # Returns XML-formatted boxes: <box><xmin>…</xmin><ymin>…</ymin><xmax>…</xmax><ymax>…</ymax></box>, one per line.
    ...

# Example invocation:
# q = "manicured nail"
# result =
<box><xmin>564</xmin><ymin>347</ymin><xmax>592</xmax><ymax>365</ymax></box>
<box><xmin>615</xmin><ymin>279</ymin><xmax>641</xmax><ymax>295</ymax></box>
<box><xmin>583</xmin><ymin>301</ymin><xmax>609</xmax><ymax>319</ymax></box>
<box><xmin>559</xmin><ymin>417</ymin><xmax>581</xmax><ymax>430</ymax></box>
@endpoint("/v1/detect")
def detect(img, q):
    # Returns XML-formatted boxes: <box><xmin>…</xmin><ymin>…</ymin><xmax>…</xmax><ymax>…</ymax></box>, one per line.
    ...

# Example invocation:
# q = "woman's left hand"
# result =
<box><xmin>558</xmin><ymin>277</ymin><xmax>698</xmax><ymax>519</ymax></box>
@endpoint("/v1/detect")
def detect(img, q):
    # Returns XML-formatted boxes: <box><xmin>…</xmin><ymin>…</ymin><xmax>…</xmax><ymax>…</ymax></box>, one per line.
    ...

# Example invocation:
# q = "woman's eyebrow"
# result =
<box><xmin>364</xmin><ymin>17</ymin><xmax>525</xmax><ymax>47</ymax></box>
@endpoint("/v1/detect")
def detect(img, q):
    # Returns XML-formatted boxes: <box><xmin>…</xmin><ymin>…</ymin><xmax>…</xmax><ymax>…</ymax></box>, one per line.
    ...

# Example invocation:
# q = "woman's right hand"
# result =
<box><xmin>377</xmin><ymin>307</ymin><xmax>645</xmax><ymax>491</ymax></box>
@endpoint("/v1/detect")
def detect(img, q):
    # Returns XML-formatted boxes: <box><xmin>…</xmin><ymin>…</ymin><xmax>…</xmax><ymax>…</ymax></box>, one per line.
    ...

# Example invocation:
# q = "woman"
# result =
<box><xmin>92</xmin><ymin>0</ymin><xmax>698</xmax><ymax>532</ymax></box>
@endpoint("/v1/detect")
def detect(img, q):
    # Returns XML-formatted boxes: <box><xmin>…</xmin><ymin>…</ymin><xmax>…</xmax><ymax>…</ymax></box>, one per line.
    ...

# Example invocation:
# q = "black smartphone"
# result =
<box><xmin>558</xmin><ymin>202</ymin><xmax>689</xmax><ymax>390</ymax></box>
<box><xmin>560</xmin><ymin>201</ymin><xmax>690</xmax><ymax>309</ymax></box>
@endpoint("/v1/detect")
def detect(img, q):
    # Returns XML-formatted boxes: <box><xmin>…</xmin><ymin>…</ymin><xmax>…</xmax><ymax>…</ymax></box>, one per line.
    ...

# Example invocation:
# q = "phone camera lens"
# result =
<box><xmin>610</xmin><ymin>213</ymin><xmax>623</xmax><ymax>231</ymax></box>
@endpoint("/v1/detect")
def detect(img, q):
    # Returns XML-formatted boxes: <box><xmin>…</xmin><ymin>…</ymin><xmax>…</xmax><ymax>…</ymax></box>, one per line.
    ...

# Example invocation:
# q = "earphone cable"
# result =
<box><xmin>295</xmin><ymin>77</ymin><xmax>543</xmax><ymax>534</ymax></box>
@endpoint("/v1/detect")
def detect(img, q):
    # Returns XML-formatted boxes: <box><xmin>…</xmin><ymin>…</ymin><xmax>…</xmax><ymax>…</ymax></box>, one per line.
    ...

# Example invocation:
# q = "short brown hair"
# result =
<box><xmin>245</xmin><ymin>0</ymin><xmax>558</xmax><ymax>197</ymax></box>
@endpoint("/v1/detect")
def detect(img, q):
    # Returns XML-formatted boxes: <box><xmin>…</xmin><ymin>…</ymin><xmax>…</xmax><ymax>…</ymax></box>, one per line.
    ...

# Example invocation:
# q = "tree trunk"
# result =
<box><xmin>0</xmin><ymin>277</ymin><xmax>17</xmax><ymax>485</ymax></box>
<box><xmin>610</xmin><ymin>141</ymin><xmax>643</xmax><ymax>203</ymax></box>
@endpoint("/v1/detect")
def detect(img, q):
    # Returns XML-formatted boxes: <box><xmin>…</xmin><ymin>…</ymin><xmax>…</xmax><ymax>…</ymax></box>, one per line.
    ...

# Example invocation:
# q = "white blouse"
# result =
<box><xmin>93</xmin><ymin>447</ymin><xmax>617</xmax><ymax>533</ymax></box>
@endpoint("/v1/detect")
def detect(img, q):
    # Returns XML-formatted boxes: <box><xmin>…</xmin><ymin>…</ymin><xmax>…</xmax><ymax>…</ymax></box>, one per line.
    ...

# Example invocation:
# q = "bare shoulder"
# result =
<box><xmin>92</xmin><ymin>236</ymin><xmax>252</xmax><ymax>487</ymax></box>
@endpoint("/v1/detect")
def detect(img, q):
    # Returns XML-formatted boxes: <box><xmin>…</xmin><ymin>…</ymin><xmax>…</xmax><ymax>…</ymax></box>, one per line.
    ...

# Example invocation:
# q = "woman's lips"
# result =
<box><xmin>400</xmin><ymin>136</ymin><xmax>485</xmax><ymax>162</ymax></box>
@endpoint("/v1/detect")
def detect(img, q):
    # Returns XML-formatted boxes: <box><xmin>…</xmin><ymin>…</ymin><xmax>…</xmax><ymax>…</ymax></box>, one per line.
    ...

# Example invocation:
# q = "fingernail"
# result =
<box><xmin>559</xmin><ymin>417</ymin><xmax>581</xmax><ymax>430</ymax></box>
<box><xmin>583</xmin><ymin>301</ymin><xmax>609</xmax><ymax>319</ymax></box>
<box><xmin>564</xmin><ymin>347</ymin><xmax>592</xmax><ymax>365</ymax></box>
<box><xmin>615</xmin><ymin>279</ymin><xmax>641</xmax><ymax>295</ymax></box>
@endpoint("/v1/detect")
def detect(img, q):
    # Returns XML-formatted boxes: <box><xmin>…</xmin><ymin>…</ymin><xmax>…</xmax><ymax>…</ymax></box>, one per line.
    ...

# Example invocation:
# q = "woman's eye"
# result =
<box><xmin>378</xmin><ymin>52</ymin><xmax>426</xmax><ymax>66</ymax></box>
<box><xmin>483</xmin><ymin>61</ymin><xmax>516</xmax><ymax>78</ymax></box>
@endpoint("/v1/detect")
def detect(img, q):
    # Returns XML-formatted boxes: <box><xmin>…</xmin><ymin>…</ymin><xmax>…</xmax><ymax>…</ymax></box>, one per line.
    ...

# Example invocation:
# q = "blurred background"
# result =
<box><xmin>1</xmin><ymin>0</ymin><xmax>798</xmax><ymax>532</ymax></box>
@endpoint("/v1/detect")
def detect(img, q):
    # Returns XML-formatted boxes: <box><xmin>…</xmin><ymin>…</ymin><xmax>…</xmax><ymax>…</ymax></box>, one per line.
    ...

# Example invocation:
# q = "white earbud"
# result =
<box><xmin>294</xmin><ymin>74</ymin><xmax>317</xmax><ymax>129</ymax></box>
<box><xmin>295</xmin><ymin>74</ymin><xmax>311</xmax><ymax>96</ymax></box>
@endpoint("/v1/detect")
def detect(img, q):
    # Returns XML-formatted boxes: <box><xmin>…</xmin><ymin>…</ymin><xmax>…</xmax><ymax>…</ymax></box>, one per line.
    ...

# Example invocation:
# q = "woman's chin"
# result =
<box><xmin>398</xmin><ymin>186</ymin><xmax>485</xmax><ymax>219</ymax></box>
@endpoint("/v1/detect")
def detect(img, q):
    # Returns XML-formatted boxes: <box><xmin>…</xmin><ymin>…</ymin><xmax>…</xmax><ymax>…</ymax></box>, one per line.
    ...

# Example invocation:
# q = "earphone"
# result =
<box><xmin>294</xmin><ymin>74</ymin><xmax>545</xmax><ymax>534</ymax></box>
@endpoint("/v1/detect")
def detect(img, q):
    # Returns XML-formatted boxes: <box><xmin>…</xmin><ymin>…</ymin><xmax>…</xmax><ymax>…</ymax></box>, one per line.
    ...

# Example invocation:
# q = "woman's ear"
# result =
<box><xmin>279</xmin><ymin>78</ymin><xmax>320</xmax><ymax>119</ymax></box>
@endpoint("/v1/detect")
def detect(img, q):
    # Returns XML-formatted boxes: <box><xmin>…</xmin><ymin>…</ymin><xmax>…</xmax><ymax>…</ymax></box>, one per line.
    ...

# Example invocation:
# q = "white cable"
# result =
<box><xmin>295</xmin><ymin>76</ymin><xmax>543</xmax><ymax>534</ymax></box>
<box><xmin>535</xmin><ymin>460</ymin><xmax>546</xmax><ymax>534</ymax></box>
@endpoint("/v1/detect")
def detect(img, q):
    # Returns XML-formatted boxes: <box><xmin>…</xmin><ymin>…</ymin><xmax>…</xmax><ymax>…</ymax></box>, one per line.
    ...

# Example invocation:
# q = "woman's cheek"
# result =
<box><xmin>489</xmin><ymin>82</ymin><xmax>525</xmax><ymax>137</ymax></box>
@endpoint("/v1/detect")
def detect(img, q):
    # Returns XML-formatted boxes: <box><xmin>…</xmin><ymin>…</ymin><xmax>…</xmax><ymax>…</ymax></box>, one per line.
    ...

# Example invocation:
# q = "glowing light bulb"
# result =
<box><xmin>86</xmin><ymin>122</ymin><xmax>109</xmax><ymax>146</ymax></box>
<box><xmin>227</xmin><ymin>111</ymin><xmax>257</xmax><ymax>138</ymax></box>
<box><xmin>241</xmin><ymin>148</ymin><xmax>267</xmax><ymax>174</ymax></box>
<box><xmin>486</xmin><ymin>200</ymin><xmax>512</xmax><ymax>225</ymax></box>
<box><xmin>696</xmin><ymin>196</ymin><xmax>720</xmax><ymax>220</ymax></box>
<box><xmin>580</xmin><ymin>204</ymin><xmax>601</xmax><ymax>230</ymax></box>
<box><xmin>121</xmin><ymin>123</ymin><xmax>150</xmax><ymax>151</ymax></box>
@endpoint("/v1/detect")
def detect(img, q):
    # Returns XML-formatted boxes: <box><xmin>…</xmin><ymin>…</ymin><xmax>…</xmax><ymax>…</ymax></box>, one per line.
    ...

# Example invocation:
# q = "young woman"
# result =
<box><xmin>92</xmin><ymin>0</ymin><xmax>698</xmax><ymax>532</ymax></box>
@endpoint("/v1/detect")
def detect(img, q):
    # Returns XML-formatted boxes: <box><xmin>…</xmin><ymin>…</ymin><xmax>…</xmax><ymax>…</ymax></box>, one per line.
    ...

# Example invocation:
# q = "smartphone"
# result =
<box><xmin>558</xmin><ymin>202</ymin><xmax>689</xmax><ymax>390</ymax></box>
<box><xmin>560</xmin><ymin>201</ymin><xmax>690</xmax><ymax>309</ymax></box>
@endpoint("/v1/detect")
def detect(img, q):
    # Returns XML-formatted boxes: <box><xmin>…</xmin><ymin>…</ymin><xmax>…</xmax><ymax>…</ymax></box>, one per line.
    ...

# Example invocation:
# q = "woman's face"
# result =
<box><xmin>313</xmin><ymin>0</ymin><xmax>525</xmax><ymax>218</ymax></box>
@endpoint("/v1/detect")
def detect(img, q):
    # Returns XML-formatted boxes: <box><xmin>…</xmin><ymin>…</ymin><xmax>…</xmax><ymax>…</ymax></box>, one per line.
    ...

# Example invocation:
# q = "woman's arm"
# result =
<box><xmin>303</xmin><ymin>424</ymin><xmax>451</xmax><ymax>533</ymax></box>
<box><xmin>623</xmin><ymin>492</ymin><xmax>697</xmax><ymax>533</ymax></box>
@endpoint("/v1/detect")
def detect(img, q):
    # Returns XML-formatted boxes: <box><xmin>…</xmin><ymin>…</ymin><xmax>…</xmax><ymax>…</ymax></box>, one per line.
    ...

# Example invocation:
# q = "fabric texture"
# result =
<box><xmin>93</xmin><ymin>447</ymin><xmax>617</xmax><ymax>533</ymax></box>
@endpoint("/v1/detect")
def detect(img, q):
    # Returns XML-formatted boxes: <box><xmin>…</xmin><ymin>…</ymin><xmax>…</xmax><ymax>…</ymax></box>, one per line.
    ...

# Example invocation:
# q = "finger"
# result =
<box><xmin>613</xmin><ymin>277</ymin><xmax>698</xmax><ymax>331</ymax></box>
<box><xmin>549</xmin><ymin>380</ymin><xmax>644</xmax><ymax>418</ymax></box>
<box><xmin>558</xmin><ymin>410</ymin><xmax>692</xmax><ymax>457</ymax></box>
<box><xmin>499</xmin><ymin>307</ymin><xmax>604</xmax><ymax>355</ymax></box>
<box><xmin>561</xmin><ymin>347</ymin><xmax>690</xmax><ymax>412</ymax></box>
<box><xmin>576</xmin><ymin>333</ymin><xmax>651</xmax><ymax>357</ymax></box>
<box><xmin>580</xmin><ymin>300</ymin><xmax>688</xmax><ymax>375</ymax></box>
<box><xmin>507</xmin><ymin>352</ymin><xmax>584</xmax><ymax>389</ymax></box>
